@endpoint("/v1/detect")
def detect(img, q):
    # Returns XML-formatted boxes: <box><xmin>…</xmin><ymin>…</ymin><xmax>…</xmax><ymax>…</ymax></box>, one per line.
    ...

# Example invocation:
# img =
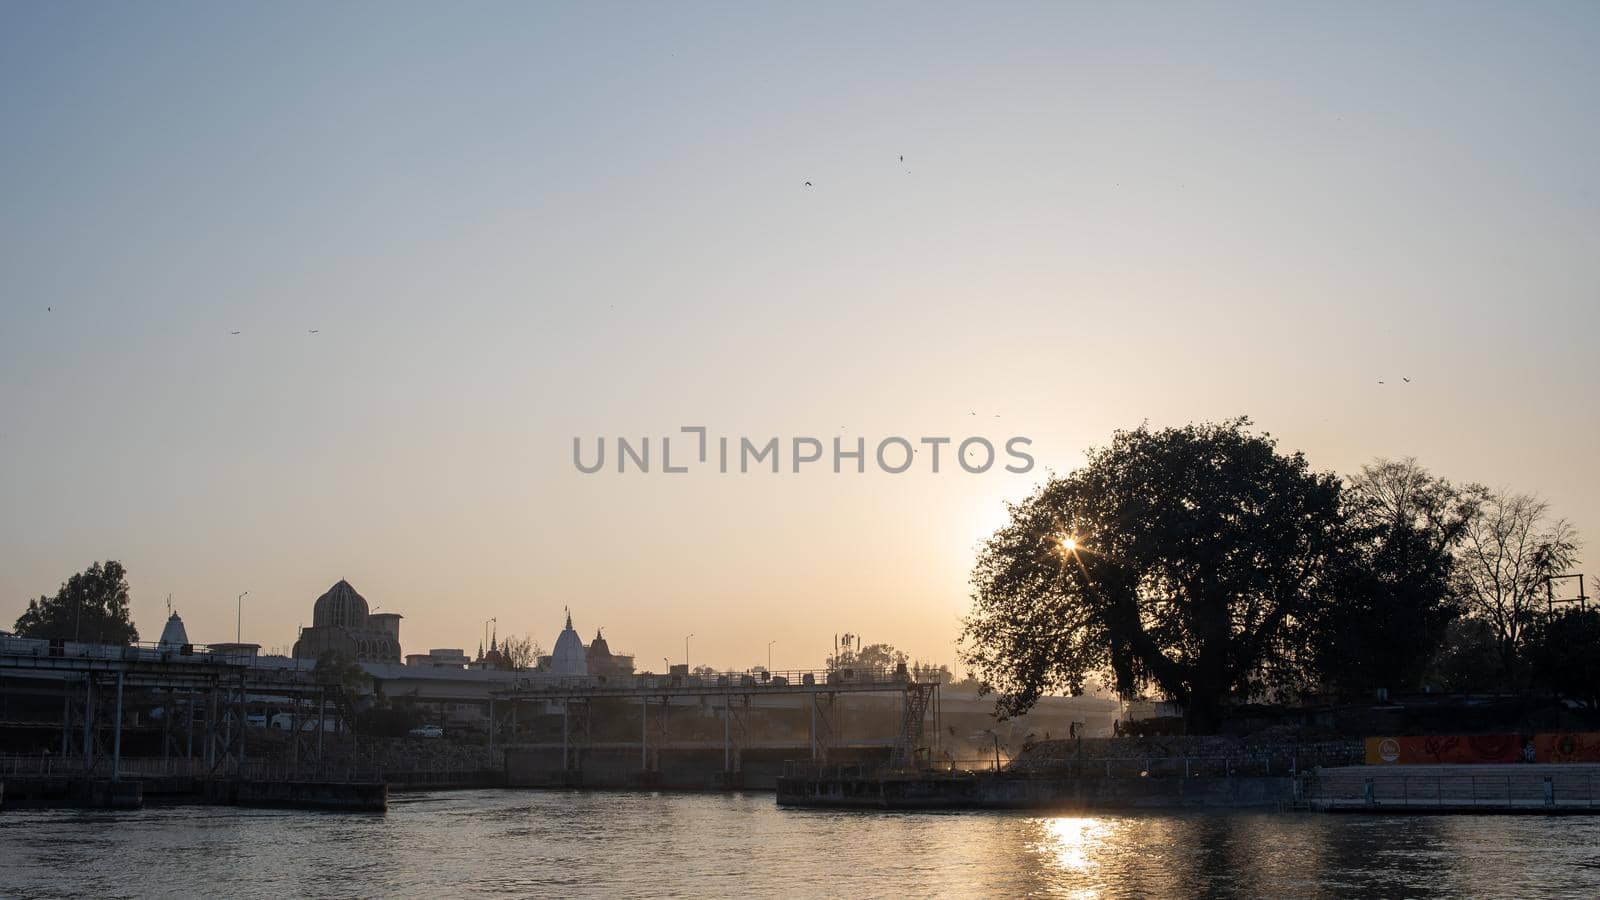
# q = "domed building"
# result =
<box><xmin>291</xmin><ymin>579</ymin><xmax>403</xmax><ymax>662</ymax></box>
<box><xmin>313</xmin><ymin>579</ymin><xmax>369</xmax><ymax>629</ymax></box>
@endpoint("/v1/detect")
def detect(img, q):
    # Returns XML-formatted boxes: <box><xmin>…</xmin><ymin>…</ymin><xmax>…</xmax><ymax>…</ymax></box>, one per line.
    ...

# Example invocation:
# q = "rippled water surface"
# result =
<box><xmin>4</xmin><ymin>790</ymin><xmax>1600</xmax><ymax>898</ymax></box>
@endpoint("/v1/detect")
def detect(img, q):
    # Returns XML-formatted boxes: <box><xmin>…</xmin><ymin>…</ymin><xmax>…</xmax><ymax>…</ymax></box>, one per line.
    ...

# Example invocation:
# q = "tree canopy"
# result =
<box><xmin>1453</xmin><ymin>487</ymin><xmax>1579</xmax><ymax>683</ymax></box>
<box><xmin>499</xmin><ymin>634</ymin><xmax>542</xmax><ymax>670</ymax></box>
<box><xmin>962</xmin><ymin>419</ymin><xmax>1350</xmax><ymax>732</ymax></box>
<box><xmin>1524</xmin><ymin>608</ymin><xmax>1600</xmax><ymax>709</ymax></box>
<box><xmin>13</xmin><ymin>560</ymin><xmax>140</xmax><ymax>645</ymax></box>
<box><xmin>1306</xmin><ymin>459</ymin><xmax>1473</xmax><ymax>695</ymax></box>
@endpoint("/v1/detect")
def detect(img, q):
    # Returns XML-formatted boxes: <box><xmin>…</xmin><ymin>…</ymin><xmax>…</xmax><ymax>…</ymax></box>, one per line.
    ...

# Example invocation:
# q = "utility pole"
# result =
<box><xmin>236</xmin><ymin>591</ymin><xmax>250</xmax><ymax>644</ymax></box>
<box><xmin>1548</xmin><ymin>574</ymin><xmax>1589</xmax><ymax>612</ymax></box>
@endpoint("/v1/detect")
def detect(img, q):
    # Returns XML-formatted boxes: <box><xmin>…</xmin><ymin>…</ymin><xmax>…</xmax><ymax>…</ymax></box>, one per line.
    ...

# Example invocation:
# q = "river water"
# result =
<box><xmin>3</xmin><ymin>790</ymin><xmax>1599</xmax><ymax>898</ymax></box>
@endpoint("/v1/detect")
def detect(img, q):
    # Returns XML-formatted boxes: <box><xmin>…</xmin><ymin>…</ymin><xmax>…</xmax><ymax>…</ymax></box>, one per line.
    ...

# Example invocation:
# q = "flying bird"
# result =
<box><xmin>308</xmin><ymin>329</ymin><xmax>319</xmax><ymax>334</ymax></box>
<box><xmin>804</xmin><ymin>181</ymin><xmax>812</xmax><ymax>187</ymax></box>
<box><xmin>1378</xmin><ymin>380</ymin><xmax>1385</xmax><ymax>384</ymax></box>
<box><xmin>230</xmin><ymin>331</ymin><xmax>241</xmax><ymax>335</ymax></box>
<box><xmin>1402</xmin><ymin>377</ymin><xmax>1410</xmax><ymax>383</ymax></box>
<box><xmin>899</xmin><ymin>155</ymin><xmax>904</xmax><ymax>162</ymax></box>
<box><xmin>46</xmin><ymin>306</ymin><xmax>51</xmax><ymax>312</ymax></box>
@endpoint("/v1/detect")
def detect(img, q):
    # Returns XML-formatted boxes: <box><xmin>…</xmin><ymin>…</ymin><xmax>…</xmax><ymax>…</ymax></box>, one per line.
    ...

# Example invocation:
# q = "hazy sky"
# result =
<box><xmin>2</xmin><ymin>2</ymin><xmax>1596</xmax><ymax>671</ymax></box>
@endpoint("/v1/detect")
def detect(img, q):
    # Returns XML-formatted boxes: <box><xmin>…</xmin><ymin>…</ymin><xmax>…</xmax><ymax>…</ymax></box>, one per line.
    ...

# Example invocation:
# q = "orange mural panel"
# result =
<box><xmin>1534</xmin><ymin>733</ymin><xmax>1600</xmax><ymax>763</ymax></box>
<box><xmin>1366</xmin><ymin>733</ymin><xmax>1600</xmax><ymax>764</ymax></box>
<box><xmin>1365</xmin><ymin>734</ymin><xmax>1526</xmax><ymax>765</ymax></box>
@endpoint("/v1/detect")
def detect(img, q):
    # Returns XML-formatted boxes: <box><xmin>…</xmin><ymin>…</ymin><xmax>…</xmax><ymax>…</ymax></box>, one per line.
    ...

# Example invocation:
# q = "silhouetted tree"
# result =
<box><xmin>499</xmin><ymin>634</ymin><xmax>542</xmax><ymax>670</ymax></box>
<box><xmin>961</xmin><ymin>419</ymin><xmax>1350</xmax><ymax>733</ymax></box>
<box><xmin>13</xmin><ymin>560</ymin><xmax>139</xmax><ymax>644</ymax></box>
<box><xmin>1427</xmin><ymin>617</ymin><xmax>1506</xmax><ymax>692</ymax></box>
<box><xmin>314</xmin><ymin>650</ymin><xmax>372</xmax><ymax>701</ymax></box>
<box><xmin>1308</xmin><ymin>459</ymin><xmax>1474</xmax><ymax>695</ymax></box>
<box><xmin>1524</xmin><ymin>608</ymin><xmax>1600</xmax><ymax>708</ymax></box>
<box><xmin>828</xmin><ymin>641</ymin><xmax>908</xmax><ymax>673</ymax></box>
<box><xmin>1453</xmin><ymin>488</ymin><xmax>1579</xmax><ymax>685</ymax></box>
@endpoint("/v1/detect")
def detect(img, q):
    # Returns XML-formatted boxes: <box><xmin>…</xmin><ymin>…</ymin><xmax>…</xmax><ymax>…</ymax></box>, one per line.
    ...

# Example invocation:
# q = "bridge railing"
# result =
<box><xmin>0</xmin><ymin>635</ymin><xmax>262</xmax><ymax>665</ymax></box>
<box><xmin>1310</xmin><ymin>771</ymin><xmax>1600</xmax><ymax>808</ymax></box>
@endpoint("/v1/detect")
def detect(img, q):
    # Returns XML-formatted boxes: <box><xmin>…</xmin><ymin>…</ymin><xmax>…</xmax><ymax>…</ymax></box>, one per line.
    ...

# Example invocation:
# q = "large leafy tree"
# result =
<box><xmin>1309</xmin><ymin>459</ymin><xmax>1474</xmax><ymax>695</ymax></box>
<box><xmin>13</xmin><ymin>560</ymin><xmax>140</xmax><ymax>644</ymax></box>
<box><xmin>961</xmin><ymin>419</ymin><xmax>1349</xmax><ymax>733</ymax></box>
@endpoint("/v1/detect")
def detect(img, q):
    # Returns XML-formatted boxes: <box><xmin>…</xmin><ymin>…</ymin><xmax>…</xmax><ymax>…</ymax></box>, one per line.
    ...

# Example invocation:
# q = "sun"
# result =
<box><xmin>1057</xmin><ymin>534</ymin><xmax>1078</xmax><ymax>553</ymax></box>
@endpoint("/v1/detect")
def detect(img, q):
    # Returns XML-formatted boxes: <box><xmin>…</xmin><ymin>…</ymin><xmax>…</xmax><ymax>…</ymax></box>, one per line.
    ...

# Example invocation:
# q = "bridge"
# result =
<box><xmin>0</xmin><ymin>636</ymin><xmax>360</xmax><ymax>781</ymax></box>
<box><xmin>489</xmin><ymin>669</ymin><xmax>941</xmax><ymax>776</ymax></box>
<box><xmin>0</xmin><ymin>636</ymin><xmax>942</xmax><ymax>787</ymax></box>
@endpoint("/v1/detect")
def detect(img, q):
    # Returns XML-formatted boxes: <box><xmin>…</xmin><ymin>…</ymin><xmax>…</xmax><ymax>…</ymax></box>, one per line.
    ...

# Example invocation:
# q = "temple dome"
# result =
<box><xmin>588</xmin><ymin>629</ymin><xmax>611</xmax><ymax>660</ymax></box>
<box><xmin>551</xmin><ymin>611</ymin><xmax>587</xmax><ymax>676</ymax></box>
<box><xmin>312</xmin><ymin>579</ymin><xmax>370</xmax><ymax>629</ymax></box>
<box><xmin>158</xmin><ymin>611</ymin><xmax>189</xmax><ymax>648</ymax></box>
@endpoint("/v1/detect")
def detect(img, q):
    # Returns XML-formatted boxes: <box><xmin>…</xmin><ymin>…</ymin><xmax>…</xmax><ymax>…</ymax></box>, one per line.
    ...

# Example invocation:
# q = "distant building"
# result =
<box><xmin>587</xmin><ymin>629</ymin><xmax>633</xmax><ymax>678</ymax></box>
<box><xmin>291</xmin><ymin>579</ymin><xmax>402</xmax><ymax>663</ymax></box>
<box><xmin>538</xmin><ymin>611</ymin><xmax>633</xmax><ymax>677</ymax></box>
<box><xmin>406</xmin><ymin>648</ymin><xmax>469</xmax><ymax>669</ymax></box>
<box><xmin>473</xmin><ymin>632</ymin><xmax>508</xmax><ymax>670</ymax></box>
<box><xmin>547</xmin><ymin>612</ymin><xmax>587</xmax><ymax>676</ymax></box>
<box><xmin>209</xmin><ymin>642</ymin><xmax>260</xmax><ymax>660</ymax></box>
<box><xmin>157</xmin><ymin>610</ymin><xmax>190</xmax><ymax>649</ymax></box>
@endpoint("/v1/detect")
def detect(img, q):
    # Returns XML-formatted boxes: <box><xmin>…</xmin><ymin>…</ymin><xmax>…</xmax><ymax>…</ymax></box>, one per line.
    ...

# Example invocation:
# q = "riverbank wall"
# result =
<box><xmin>505</xmin><ymin>745</ymin><xmax>890</xmax><ymax>791</ymax></box>
<box><xmin>0</xmin><ymin>773</ymin><xmax>385</xmax><ymax>812</ymax></box>
<box><xmin>0</xmin><ymin>775</ymin><xmax>143</xmax><ymax>809</ymax></box>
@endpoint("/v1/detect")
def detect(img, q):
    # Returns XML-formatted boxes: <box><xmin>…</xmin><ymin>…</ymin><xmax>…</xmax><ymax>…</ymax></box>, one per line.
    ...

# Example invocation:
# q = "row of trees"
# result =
<box><xmin>960</xmin><ymin>418</ymin><xmax>1585</xmax><ymax>732</ymax></box>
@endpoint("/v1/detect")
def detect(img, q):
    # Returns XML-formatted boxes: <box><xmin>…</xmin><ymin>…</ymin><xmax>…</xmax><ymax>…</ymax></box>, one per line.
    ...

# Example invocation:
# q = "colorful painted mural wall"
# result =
<box><xmin>1365</xmin><ymin>733</ymin><xmax>1600</xmax><ymax>765</ymax></box>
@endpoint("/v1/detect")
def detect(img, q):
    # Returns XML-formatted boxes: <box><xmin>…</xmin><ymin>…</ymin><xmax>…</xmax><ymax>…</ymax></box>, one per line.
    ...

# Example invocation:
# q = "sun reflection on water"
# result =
<box><xmin>1034</xmin><ymin>816</ymin><xmax>1115</xmax><ymax>876</ymax></box>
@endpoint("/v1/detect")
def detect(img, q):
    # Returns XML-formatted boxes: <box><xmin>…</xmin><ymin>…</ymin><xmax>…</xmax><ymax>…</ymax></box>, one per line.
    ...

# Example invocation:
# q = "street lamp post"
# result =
<box><xmin>768</xmin><ymin>640</ymin><xmax>776</xmax><ymax>673</ymax></box>
<box><xmin>236</xmin><ymin>591</ymin><xmax>250</xmax><ymax>644</ymax></box>
<box><xmin>684</xmin><ymin>633</ymin><xmax>694</xmax><ymax>670</ymax></box>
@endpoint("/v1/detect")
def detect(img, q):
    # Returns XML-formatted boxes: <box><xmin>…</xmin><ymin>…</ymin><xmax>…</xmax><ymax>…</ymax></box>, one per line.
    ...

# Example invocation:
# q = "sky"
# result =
<box><xmin>2</xmin><ymin>1</ymin><xmax>1597</xmax><ymax>672</ymax></box>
